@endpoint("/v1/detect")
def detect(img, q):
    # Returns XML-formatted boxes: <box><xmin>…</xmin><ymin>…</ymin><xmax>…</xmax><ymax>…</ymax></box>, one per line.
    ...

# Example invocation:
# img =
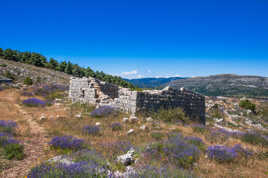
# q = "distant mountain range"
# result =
<box><xmin>127</xmin><ymin>74</ymin><xmax>268</xmax><ymax>97</ymax></box>
<box><xmin>170</xmin><ymin>74</ymin><xmax>268</xmax><ymax>97</ymax></box>
<box><xmin>125</xmin><ymin>77</ymin><xmax>185</xmax><ymax>89</ymax></box>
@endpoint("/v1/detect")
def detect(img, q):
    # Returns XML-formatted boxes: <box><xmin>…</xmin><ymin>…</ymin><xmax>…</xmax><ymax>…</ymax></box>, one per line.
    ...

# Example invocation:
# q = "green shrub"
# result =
<box><xmin>153</xmin><ymin>107</ymin><xmax>188</xmax><ymax>123</ymax></box>
<box><xmin>23</xmin><ymin>77</ymin><xmax>33</xmax><ymax>85</ymax></box>
<box><xmin>241</xmin><ymin>132</ymin><xmax>268</xmax><ymax>147</ymax></box>
<box><xmin>3</xmin><ymin>71</ymin><xmax>15</xmax><ymax>80</ymax></box>
<box><xmin>192</xmin><ymin>124</ymin><xmax>206</xmax><ymax>134</ymax></box>
<box><xmin>0</xmin><ymin>64</ymin><xmax>7</xmax><ymax>67</ymax></box>
<box><xmin>239</xmin><ymin>99</ymin><xmax>256</xmax><ymax>113</ymax></box>
<box><xmin>151</xmin><ymin>132</ymin><xmax>164</xmax><ymax>140</ymax></box>
<box><xmin>3</xmin><ymin>143</ymin><xmax>24</xmax><ymax>160</ymax></box>
<box><xmin>209</xmin><ymin>104</ymin><xmax>224</xmax><ymax>118</ymax></box>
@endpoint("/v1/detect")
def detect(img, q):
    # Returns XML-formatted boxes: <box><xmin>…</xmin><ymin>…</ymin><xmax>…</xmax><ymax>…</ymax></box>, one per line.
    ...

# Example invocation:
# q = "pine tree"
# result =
<box><xmin>65</xmin><ymin>61</ymin><xmax>73</xmax><ymax>74</ymax></box>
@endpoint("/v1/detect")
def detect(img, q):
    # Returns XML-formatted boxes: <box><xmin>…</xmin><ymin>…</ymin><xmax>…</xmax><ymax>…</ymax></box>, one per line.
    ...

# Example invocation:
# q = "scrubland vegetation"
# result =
<box><xmin>0</xmin><ymin>84</ymin><xmax>267</xmax><ymax>177</ymax></box>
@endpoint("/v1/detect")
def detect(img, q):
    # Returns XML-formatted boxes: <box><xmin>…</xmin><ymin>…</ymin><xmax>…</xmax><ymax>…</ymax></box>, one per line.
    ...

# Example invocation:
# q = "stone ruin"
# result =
<box><xmin>69</xmin><ymin>77</ymin><xmax>205</xmax><ymax>124</ymax></box>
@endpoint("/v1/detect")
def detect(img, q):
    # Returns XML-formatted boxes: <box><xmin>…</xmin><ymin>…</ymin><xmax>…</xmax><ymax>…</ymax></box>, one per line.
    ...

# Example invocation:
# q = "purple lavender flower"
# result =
<box><xmin>28</xmin><ymin>161</ymin><xmax>99</xmax><ymax>178</ymax></box>
<box><xmin>0</xmin><ymin>120</ymin><xmax>17</xmax><ymax>134</ymax></box>
<box><xmin>21</xmin><ymin>91</ymin><xmax>34</xmax><ymax>96</ymax></box>
<box><xmin>207</xmin><ymin>145</ymin><xmax>237</xmax><ymax>163</ymax></box>
<box><xmin>184</xmin><ymin>136</ymin><xmax>204</xmax><ymax>150</ymax></box>
<box><xmin>22</xmin><ymin>98</ymin><xmax>46</xmax><ymax>107</ymax></box>
<box><xmin>32</xmin><ymin>84</ymin><xmax>68</xmax><ymax>98</ymax></box>
<box><xmin>49</xmin><ymin>136</ymin><xmax>84</xmax><ymax>150</ymax></box>
<box><xmin>0</xmin><ymin>132</ymin><xmax>19</xmax><ymax>146</ymax></box>
<box><xmin>111</xmin><ymin>122</ymin><xmax>122</xmax><ymax>131</ymax></box>
<box><xmin>28</xmin><ymin>150</ymin><xmax>109</xmax><ymax>177</ymax></box>
<box><xmin>232</xmin><ymin>144</ymin><xmax>252</xmax><ymax>157</ymax></box>
<box><xmin>83</xmin><ymin>125</ymin><xmax>100</xmax><ymax>136</ymax></box>
<box><xmin>90</xmin><ymin>106</ymin><xmax>115</xmax><ymax>117</ymax></box>
<box><xmin>0</xmin><ymin>120</ymin><xmax>17</xmax><ymax>128</ymax></box>
<box><xmin>146</xmin><ymin>133</ymin><xmax>200</xmax><ymax>168</ymax></box>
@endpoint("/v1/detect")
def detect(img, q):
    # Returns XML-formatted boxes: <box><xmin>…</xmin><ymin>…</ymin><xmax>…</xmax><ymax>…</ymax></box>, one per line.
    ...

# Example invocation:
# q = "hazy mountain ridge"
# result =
<box><xmin>126</xmin><ymin>77</ymin><xmax>185</xmax><ymax>89</ymax></box>
<box><xmin>170</xmin><ymin>74</ymin><xmax>268</xmax><ymax>97</ymax></box>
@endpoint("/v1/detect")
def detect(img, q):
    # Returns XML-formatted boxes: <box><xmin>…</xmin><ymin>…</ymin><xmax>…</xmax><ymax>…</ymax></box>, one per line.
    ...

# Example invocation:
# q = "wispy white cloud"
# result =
<box><xmin>121</xmin><ymin>70</ymin><xmax>138</xmax><ymax>76</ymax></box>
<box><xmin>154</xmin><ymin>74</ymin><xmax>182</xmax><ymax>78</ymax></box>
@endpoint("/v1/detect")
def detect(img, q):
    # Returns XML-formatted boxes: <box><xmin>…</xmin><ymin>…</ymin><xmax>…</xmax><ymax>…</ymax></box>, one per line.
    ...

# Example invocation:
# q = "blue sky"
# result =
<box><xmin>1</xmin><ymin>0</ymin><xmax>268</xmax><ymax>78</ymax></box>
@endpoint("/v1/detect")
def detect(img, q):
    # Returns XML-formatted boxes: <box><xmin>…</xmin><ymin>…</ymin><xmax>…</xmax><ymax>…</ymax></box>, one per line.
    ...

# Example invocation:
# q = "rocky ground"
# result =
<box><xmin>0</xmin><ymin>58</ymin><xmax>70</xmax><ymax>85</ymax></box>
<box><xmin>0</xmin><ymin>85</ymin><xmax>267</xmax><ymax>178</ymax></box>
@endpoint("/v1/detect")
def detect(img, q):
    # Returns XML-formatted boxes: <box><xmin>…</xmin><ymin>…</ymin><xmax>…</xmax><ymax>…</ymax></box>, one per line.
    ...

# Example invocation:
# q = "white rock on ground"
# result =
<box><xmin>140</xmin><ymin>125</ymin><xmax>148</xmax><ymax>131</ymax></box>
<box><xmin>96</xmin><ymin>122</ymin><xmax>101</xmax><ymax>126</ymax></box>
<box><xmin>214</xmin><ymin>118</ymin><xmax>223</xmax><ymax>123</ymax></box>
<box><xmin>75</xmin><ymin>113</ymin><xmax>82</xmax><ymax>119</ymax></box>
<box><xmin>129</xmin><ymin>116</ymin><xmax>138</xmax><ymax>123</ymax></box>
<box><xmin>113</xmin><ymin>166</ymin><xmax>137</xmax><ymax>178</ymax></box>
<box><xmin>146</xmin><ymin>117</ymin><xmax>153</xmax><ymax>122</ymax></box>
<box><xmin>39</xmin><ymin>115</ymin><xmax>46</xmax><ymax>121</ymax></box>
<box><xmin>48</xmin><ymin>155</ymin><xmax>74</xmax><ymax>166</ymax></box>
<box><xmin>123</xmin><ymin>117</ymin><xmax>129</xmax><ymax>123</ymax></box>
<box><xmin>127</xmin><ymin>129</ymin><xmax>134</xmax><ymax>135</ymax></box>
<box><xmin>117</xmin><ymin>148</ymin><xmax>135</xmax><ymax>166</ymax></box>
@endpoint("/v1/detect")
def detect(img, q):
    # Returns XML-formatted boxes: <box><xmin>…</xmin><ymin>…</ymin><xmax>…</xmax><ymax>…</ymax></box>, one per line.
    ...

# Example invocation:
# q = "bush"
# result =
<box><xmin>83</xmin><ymin>125</ymin><xmax>100</xmax><ymax>136</ymax></box>
<box><xmin>33</xmin><ymin>84</ymin><xmax>68</xmax><ymax>100</ymax></box>
<box><xmin>153</xmin><ymin>108</ymin><xmax>188</xmax><ymax>123</ymax></box>
<box><xmin>0</xmin><ymin>120</ymin><xmax>17</xmax><ymax>134</ymax></box>
<box><xmin>151</xmin><ymin>132</ymin><xmax>164</xmax><ymax>140</ymax></box>
<box><xmin>49</xmin><ymin>136</ymin><xmax>84</xmax><ymax>151</ymax></box>
<box><xmin>207</xmin><ymin>144</ymin><xmax>251</xmax><ymax>163</ymax></box>
<box><xmin>101</xmin><ymin>140</ymin><xmax>133</xmax><ymax>158</ymax></box>
<box><xmin>0</xmin><ymin>133</ymin><xmax>18</xmax><ymax>147</ymax></box>
<box><xmin>239</xmin><ymin>99</ymin><xmax>256</xmax><ymax>113</ymax></box>
<box><xmin>207</xmin><ymin>145</ymin><xmax>236</xmax><ymax>163</ymax></box>
<box><xmin>207</xmin><ymin>129</ymin><xmax>229</xmax><ymax>144</ymax></box>
<box><xmin>3</xmin><ymin>143</ymin><xmax>24</xmax><ymax>160</ymax></box>
<box><xmin>23</xmin><ymin>77</ymin><xmax>33</xmax><ymax>85</ymax></box>
<box><xmin>3</xmin><ymin>71</ymin><xmax>15</xmax><ymax>80</ymax></box>
<box><xmin>111</xmin><ymin>122</ymin><xmax>122</xmax><ymax>131</ymax></box>
<box><xmin>136</xmin><ymin>165</ymin><xmax>196</xmax><ymax>178</ymax></box>
<box><xmin>22</xmin><ymin>98</ymin><xmax>46</xmax><ymax>107</ymax></box>
<box><xmin>90</xmin><ymin>106</ymin><xmax>116</xmax><ymax>117</ymax></box>
<box><xmin>0</xmin><ymin>64</ymin><xmax>7</xmax><ymax>67</ymax></box>
<box><xmin>241</xmin><ymin>131</ymin><xmax>268</xmax><ymax>147</ymax></box>
<box><xmin>185</xmin><ymin>136</ymin><xmax>205</xmax><ymax>151</ymax></box>
<box><xmin>145</xmin><ymin>133</ymin><xmax>200</xmax><ymax>168</ymax></box>
<box><xmin>28</xmin><ymin>149</ymin><xmax>109</xmax><ymax>178</ymax></box>
<box><xmin>28</xmin><ymin>161</ymin><xmax>106</xmax><ymax>178</ymax></box>
<box><xmin>192</xmin><ymin>124</ymin><xmax>206</xmax><ymax>134</ymax></box>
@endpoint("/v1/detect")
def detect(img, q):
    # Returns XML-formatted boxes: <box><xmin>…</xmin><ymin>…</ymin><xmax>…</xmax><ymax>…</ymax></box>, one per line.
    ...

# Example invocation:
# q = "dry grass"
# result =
<box><xmin>0</xmin><ymin>88</ymin><xmax>267</xmax><ymax>177</ymax></box>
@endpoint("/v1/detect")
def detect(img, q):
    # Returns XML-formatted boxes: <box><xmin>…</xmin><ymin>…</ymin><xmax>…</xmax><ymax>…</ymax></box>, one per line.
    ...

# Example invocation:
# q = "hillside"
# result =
<box><xmin>0</xmin><ymin>48</ymin><xmax>135</xmax><ymax>88</ymax></box>
<box><xmin>126</xmin><ymin>77</ymin><xmax>184</xmax><ymax>89</ymax></box>
<box><xmin>170</xmin><ymin>74</ymin><xmax>268</xmax><ymax>97</ymax></box>
<box><xmin>0</xmin><ymin>58</ymin><xmax>70</xmax><ymax>85</ymax></box>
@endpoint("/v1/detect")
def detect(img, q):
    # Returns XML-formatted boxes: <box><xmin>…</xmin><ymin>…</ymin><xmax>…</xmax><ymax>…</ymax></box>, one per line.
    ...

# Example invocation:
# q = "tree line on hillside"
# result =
<box><xmin>0</xmin><ymin>48</ymin><xmax>135</xmax><ymax>89</ymax></box>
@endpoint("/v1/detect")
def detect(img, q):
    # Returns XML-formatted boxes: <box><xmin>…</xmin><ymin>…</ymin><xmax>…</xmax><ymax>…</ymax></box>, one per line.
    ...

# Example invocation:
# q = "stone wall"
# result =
<box><xmin>136</xmin><ymin>87</ymin><xmax>205</xmax><ymax>124</ymax></box>
<box><xmin>69</xmin><ymin>77</ymin><xmax>205</xmax><ymax>124</ymax></box>
<box><xmin>97</xmin><ymin>80</ymin><xmax>119</xmax><ymax>99</ymax></box>
<box><xmin>69</xmin><ymin>77</ymin><xmax>96</xmax><ymax>104</ymax></box>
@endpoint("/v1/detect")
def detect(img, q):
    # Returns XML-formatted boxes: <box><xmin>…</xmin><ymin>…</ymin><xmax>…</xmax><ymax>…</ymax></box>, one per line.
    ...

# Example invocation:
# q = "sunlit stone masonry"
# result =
<box><xmin>69</xmin><ymin>77</ymin><xmax>205</xmax><ymax>124</ymax></box>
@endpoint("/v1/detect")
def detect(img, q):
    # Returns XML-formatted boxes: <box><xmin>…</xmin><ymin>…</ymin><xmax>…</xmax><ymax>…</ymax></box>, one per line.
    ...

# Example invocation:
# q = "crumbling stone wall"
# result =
<box><xmin>136</xmin><ymin>88</ymin><xmax>205</xmax><ymax>124</ymax></box>
<box><xmin>97</xmin><ymin>80</ymin><xmax>119</xmax><ymax>99</ymax></box>
<box><xmin>69</xmin><ymin>77</ymin><xmax>205</xmax><ymax>124</ymax></box>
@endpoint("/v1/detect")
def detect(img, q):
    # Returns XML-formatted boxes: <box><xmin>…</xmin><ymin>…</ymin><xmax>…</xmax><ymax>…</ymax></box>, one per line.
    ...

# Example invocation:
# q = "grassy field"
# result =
<box><xmin>0</xmin><ymin>87</ymin><xmax>267</xmax><ymax>177</ymax></box>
